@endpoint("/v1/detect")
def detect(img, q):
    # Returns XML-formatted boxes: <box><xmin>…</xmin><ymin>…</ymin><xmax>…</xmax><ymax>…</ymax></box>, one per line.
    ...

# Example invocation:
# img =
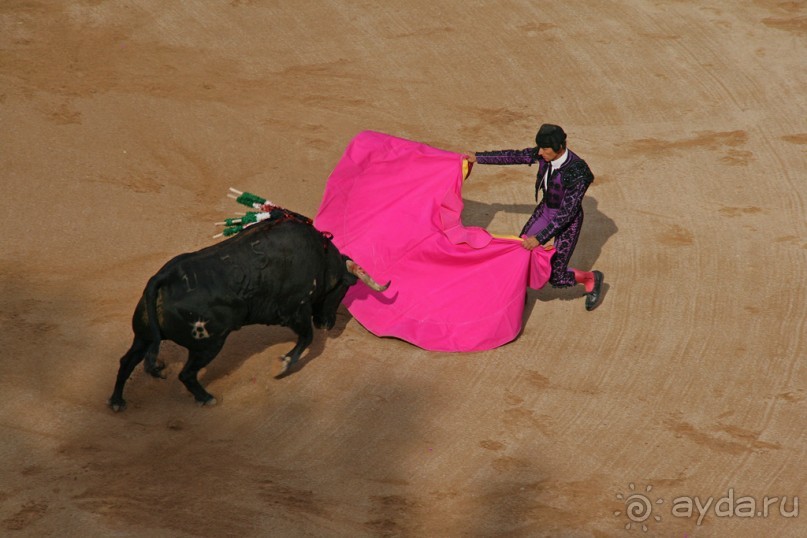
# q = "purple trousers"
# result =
<box><xmin>522</xmin><ymin>204</ymin><xmax>583</xmax><ymax>288</ymax></box>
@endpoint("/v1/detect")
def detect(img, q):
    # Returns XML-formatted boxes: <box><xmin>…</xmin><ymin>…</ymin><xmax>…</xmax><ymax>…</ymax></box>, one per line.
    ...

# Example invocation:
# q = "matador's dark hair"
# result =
<box><xmin>535</xmin><ymin>124</ymin><xmax>567</xmax><ymax>152</ymax></box>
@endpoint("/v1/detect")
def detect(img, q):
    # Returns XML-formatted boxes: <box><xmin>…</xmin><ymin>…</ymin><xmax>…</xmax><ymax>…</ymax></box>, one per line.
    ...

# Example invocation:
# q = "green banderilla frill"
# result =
<box><xmin>215</xmin><ymin>211</ymin><xmax>276</xmax><ymax>238</ymax></box>
<box><xmin>221</xmin><ymin>224</ymin><xmax>244</xmax><ymax>237</ymax></box>
<box><xmin>214</xmin><ymin>187</ymin><xmax>281</xmax><ymax>239</ymax></box>
<box><xmin>227</xmin><ymin>188</ymin><xmax>274</xmax><ymax>210</ymax></box>
<box><xmin>220</xmin><ymin>212</ymin><xmax>262</xmax><ymax>227</ymax></box>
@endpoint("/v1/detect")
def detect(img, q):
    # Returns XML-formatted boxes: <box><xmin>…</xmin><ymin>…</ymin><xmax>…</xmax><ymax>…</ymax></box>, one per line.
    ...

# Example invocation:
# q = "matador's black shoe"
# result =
<box><xmin>585</xmin><ymin>270</ymin><xmax>604</xmax><ymax>311</ymax></box>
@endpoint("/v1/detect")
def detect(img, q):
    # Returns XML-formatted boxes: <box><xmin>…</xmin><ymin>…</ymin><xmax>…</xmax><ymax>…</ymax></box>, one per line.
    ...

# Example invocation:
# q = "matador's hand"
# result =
<box><xmin>521</xmin><ymin>236</ymin><xmax>541</xmax><ymax>250</ymax></box>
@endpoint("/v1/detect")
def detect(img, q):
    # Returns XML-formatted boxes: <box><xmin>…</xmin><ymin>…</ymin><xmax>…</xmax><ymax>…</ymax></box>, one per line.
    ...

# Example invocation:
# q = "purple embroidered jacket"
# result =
<box><xmin>474</xmin><ymin>147</ymin><xmax>594</xmax><ymax>243</ymax></box>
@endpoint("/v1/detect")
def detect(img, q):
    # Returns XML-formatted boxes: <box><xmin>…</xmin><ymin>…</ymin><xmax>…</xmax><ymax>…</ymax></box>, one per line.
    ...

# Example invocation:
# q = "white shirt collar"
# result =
<box><xmin>549</xmin><ymin>148</ymin><xmax>569</xmax><ymax>171</ymax></box>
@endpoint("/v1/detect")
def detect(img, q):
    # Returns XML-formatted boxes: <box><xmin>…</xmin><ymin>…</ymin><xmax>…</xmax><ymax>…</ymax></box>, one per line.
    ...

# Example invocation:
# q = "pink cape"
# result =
<box><xmin>314</xmin><ymin>131</ymin><xmax>553</xmax><ymax>352</ymax></box>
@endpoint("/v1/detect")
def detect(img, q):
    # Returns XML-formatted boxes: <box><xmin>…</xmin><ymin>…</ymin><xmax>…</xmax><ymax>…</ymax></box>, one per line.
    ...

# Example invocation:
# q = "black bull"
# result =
<box><xmin>109</xmin><ymin>218</ymin><xmax>388</xmax><ymax>411</ymax></box>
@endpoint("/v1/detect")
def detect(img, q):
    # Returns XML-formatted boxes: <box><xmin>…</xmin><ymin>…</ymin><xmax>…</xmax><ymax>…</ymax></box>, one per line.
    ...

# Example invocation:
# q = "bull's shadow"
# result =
<box><xmin>199</xmin><ymin>305</ymin><xmax>352</xmax><ymax>383</ymax></box>
<box><xmin>461</xmin><ymin>196</ymin><xmax>617</xmax><ymax>312</ymax></box>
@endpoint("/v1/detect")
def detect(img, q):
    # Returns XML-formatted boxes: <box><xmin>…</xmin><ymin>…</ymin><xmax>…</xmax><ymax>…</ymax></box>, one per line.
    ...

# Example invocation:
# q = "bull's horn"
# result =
<box><xmin>346</xmin><ymin>260</ymin><xmax>390</xmax><ymax>292</ymax></box>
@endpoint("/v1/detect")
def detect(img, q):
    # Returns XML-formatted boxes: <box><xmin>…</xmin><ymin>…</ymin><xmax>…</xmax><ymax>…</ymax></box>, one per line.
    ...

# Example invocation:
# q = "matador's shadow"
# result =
<box><xmin>461</xmin><ymin>196</ymin><xmax>617</xmax><ymax>311</ymax></box>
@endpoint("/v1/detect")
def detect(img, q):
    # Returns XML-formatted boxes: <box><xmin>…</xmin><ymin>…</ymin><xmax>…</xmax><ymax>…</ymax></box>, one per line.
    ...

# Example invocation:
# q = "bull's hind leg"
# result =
<box><xmin>276</xmin><ymin>309</ymin><xmax>314</xmax><ymax>378</ymax></box>
<box><xmin>178</xmin><ymin>343</ymin><xmax>224</xmax><ymax>406</ymax></box>
<box><xmin>108</xmin><ymin>337</ymin><xmax>150</xmax><ymax>412</ymax></box>
<box><xmin>143</xmin><ymin>341</ymin><xmax>166</xmax><ymax>379</ymax></box>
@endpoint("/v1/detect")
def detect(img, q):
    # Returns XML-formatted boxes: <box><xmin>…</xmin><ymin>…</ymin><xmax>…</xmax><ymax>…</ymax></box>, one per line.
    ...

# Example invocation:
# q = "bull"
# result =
<box><xmin>108</xmin><ymin>214</ymin><xmax>388</xmax><ymax>411</ymax></box>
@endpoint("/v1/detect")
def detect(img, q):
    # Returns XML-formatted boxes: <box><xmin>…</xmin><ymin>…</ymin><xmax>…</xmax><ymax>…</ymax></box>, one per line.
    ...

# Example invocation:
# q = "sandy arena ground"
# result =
<box><xmin>1</xmin><ymin>1</ymin><xmax>806</xmax><ymax>536</ymax></box>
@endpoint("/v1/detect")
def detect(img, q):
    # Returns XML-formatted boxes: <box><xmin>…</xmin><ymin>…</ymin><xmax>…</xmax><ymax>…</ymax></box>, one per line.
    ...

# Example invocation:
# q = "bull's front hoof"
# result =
<box><xmin>274</xmin><ymin>356</ymin><xmax>293</xmax><ymax>378</ymax></box>
<box><xmin>196</xmin><ymin>396</ymin><xmax>217</xmax><ymax>407</ymax></box>
<box><xmin>108</xmin><ymin>397</ymin><xmax>127</xmax><ymax>413</ymax></box>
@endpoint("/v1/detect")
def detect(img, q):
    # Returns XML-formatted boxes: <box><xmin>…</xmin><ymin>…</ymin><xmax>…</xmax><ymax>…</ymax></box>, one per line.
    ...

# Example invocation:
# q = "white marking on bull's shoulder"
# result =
<box><xmin>310</xmin><ymin>279</ymin><xmax>317</xmax><ymax>295</ymax></box>
<box><xmin>190</xmin><ymin>319</ymin><xmax>210</xmax><ymax>340</ymax></box>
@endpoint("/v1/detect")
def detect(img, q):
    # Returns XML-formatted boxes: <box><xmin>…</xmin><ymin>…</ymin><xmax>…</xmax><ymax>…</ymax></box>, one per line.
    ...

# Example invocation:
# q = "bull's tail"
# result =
<box><xmin>142</xmin><ymin>272</ymin><xmax>168</xmax><ymax>377</ymax></box>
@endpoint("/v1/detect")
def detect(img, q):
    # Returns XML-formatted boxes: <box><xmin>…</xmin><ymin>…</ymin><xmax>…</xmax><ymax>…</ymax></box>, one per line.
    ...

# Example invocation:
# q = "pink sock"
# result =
<box><xmin>572</xmin><ymin>268</ymin><xmax>595</xmax><ymax>293</ymax></box>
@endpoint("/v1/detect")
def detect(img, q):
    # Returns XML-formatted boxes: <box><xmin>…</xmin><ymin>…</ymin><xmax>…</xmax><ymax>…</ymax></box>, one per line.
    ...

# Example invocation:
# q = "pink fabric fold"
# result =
<box><xmin>314</xmin><ymin>131</ymin><xmax>552</xmax><ymax>352</ymax></box>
